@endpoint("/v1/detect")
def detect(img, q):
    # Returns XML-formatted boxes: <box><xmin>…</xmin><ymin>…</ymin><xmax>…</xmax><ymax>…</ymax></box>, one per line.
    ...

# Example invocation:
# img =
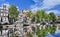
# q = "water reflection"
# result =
<box><xmin>46</xmin><ymin>29</ymin><xmax>60</xmax><ymax>37</ymax></box>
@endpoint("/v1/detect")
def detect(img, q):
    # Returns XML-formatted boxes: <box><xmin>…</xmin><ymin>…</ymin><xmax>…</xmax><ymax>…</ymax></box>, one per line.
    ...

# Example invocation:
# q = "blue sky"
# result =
<box><xmin>0</xmin><ymin>0</ymin><xmax>60</xmax><ymax>16</ymax></box>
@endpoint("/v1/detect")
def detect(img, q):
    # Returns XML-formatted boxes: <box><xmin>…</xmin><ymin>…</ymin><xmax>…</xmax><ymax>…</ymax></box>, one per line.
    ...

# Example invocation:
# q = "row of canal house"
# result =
<box><xmin>18</xmin><ymin>10</ymin><xmax>29</xmax><ymax>24</ymax></box>
<box><xmin>0</xmin><ymin>4</ymin><xmax>31</xmax><ymax>25</ymax></box>
<box><xmin>18</xmin><ymin>10</ymin><xmax>33</xmax><ymax>25</ymax></box>
<box><xmin>0</xmin><ymin>4</ymin><xmax>35</xmax><ymax>25</ymax></box>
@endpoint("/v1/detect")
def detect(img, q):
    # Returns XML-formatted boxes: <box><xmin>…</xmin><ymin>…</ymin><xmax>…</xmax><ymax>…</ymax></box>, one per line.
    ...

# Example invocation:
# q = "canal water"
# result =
<box><xmin>46</xmin><ymin>29</ymin><xmax>60</xmax><ymax>37</ymax></box>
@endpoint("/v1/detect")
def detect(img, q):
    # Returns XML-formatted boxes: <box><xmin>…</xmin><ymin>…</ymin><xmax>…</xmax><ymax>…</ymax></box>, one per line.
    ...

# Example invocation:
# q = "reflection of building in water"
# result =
<box><xmin>0</xmin><ymin>4</ymin><xmax>9</xmax><ymax>23</ymax></box>
<box><xmin>56</xmin><ymin>16</ymin><xmax>60</xmax><ymax>20</ymax></box>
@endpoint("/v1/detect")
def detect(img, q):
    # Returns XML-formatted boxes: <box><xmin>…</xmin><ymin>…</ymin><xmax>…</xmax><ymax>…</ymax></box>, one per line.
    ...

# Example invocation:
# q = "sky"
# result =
<box><xmin>0</xmin><ymin>0</ymin><xmax>60</xmax><ymax>16</ymax></box>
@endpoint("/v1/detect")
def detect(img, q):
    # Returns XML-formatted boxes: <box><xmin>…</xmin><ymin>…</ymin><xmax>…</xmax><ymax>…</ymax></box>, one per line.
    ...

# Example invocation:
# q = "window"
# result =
<box><xmin>2</xmin><ymin>17</ymin><xmax>6</xmax><ymax>22</ymax></box>
<box><xmin>3</xmin><ymin>13</ymin><xmax>8</xmax><ymax>16</ymax></box>
<box><xmin>5</xmin><ymin>17</ymin><xmax>8</xmax><ymax>21</ymax></box>
<box><xmin>2</xmin><ymin>17</ymin><xmax>8</xmax><ymax>22</ymax></box>
<box><xmin>1</xmin><ymin>13</ymin><xmax>3</xmax><ymax>16</ymax></box>
<box><xmin>4</xmin><ymin>13</ymin><xmax>5</xmax><ymax>16</ymax></box>
<box><xmin>6</xmin><ymin>13</ymin><xmax>8</xmax><ymax>16</ymax></box>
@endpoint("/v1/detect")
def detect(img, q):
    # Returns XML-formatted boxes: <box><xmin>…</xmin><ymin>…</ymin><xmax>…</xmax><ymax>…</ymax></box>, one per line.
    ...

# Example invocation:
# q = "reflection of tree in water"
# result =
<box><xmin>36</xmin><ymin>25</ymin><xmax>56</xmax><ymax>37</ymax></box>
<box><xmin>10</xmin><ymin>33</ymin><xmax>15</xmax><ymax>37</ymax></box>
<box><xmin>50</xmin><ymin>25</ymin><xmax>56</xmax><ymax>34</ymax></box>
<box><xmin>27</xmin><ymin>32</ymin><xmax>33</xmax><ymax>37</ymax></box>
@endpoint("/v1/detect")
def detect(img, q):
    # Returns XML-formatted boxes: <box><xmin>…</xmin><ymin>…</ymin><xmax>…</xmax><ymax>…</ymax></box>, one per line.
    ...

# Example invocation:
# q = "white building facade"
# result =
<box><xmin>0</xmin><ymin>4</ymin><xmax>9</xmax><ymax>24</ymax></box>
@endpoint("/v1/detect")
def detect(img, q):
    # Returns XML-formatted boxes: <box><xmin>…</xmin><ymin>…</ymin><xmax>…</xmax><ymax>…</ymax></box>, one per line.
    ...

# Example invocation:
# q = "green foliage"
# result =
<box><xmin>49</xmin><ymin>12</ymin><xmax>56</xmax><ymax>20</ymax></box>
<box><xmin>35</xmin><ymin>10</ymin><xmax>42</xmax><ymax>20</ymax></box>
<box><xmin>36</xmin><ymin>26</ymin><xmax>56</xmax><ymax>37</ymax></box>
<box><xmin>40</xmin><ymin>10</ymin><xmax>46</xmax><ymax>19</ymax></box>
<box><xmin>35</xmin><ymin>10</ymin><xmax>50</xmax><ymax>21</ymax></box>
<box><xmin>10</xmin><ymin>33</ymin><xmax>15</xmax><ymax>37</ymax></box>
<box><xmin>44</xmin><ymin>14</ymin><xmax>50</xmax><ymax>20</ymax></box>
<box><xmin>50</xmin><ymin>26</ymin><xmax>56</xmax><ymax>34</ymax></box>
<box><xmin>26</xmin><ymin>10</ymin><xmax>33</xmax><ymax>18</ymax></box>
<box><xmin>36</xmin><ymin>28</ymin><xmax>41</xmax><ymax>37</ymax></box>
<box><xmin>36</xmin><ymin>27</ymin><xmax>48</xmax><ymax>37</ymax></box>
<box><xmin>21</xmin><ymin>9</ymin><xmax>56</xmax><ymax>22</ymax></box>
<box><xmin>34</xmin><ymin>10</ymin><xmax>56</xmax><ymax>21</ymax></box>
<box><xmin>27</xmin><ymin>32</ymin><xmax>33</xmax><ymax>37</ymax></box>
<box><xmin>8</xmin><ymin>5</ymin><xmax>19</xmax><ymax>19</ymax></box>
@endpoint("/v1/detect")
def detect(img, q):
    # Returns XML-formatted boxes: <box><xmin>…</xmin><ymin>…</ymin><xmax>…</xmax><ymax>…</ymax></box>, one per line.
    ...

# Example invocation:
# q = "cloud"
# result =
<box><xmin>33</xmin><ymin>0</ymin><xmax>38</xmax><ymax>2</ymax></box>
<box><xmin>1</xmin><ymin>2</ymin><xmax>19</xmax><ymax>11</ymax></box>
<box><xmin>1</xmin><ymin>3</ymin><xmax>10</xmax><ymax>9</ymax></box>
<box><xmin>46</xmin><ymin>10</ymin><xmax>60</xmax><ymax>16</ymax></box>
<box><xmin>31</xmin><ymin>0</ymin><xmax>42</xmax><ymax>10</ymax></box>
<box><xmin>3</xmin><ymin>3</ymin><xmax>10</xmax><ymax>8</ymax></box>
<box><xmin>41</xmin><ymin>0</ymin><xmax>60</xmax><ymax>9</ymax></box>
<box><xmin>31</xmin><ymin>0</ymin><xmax>60</xmax><ymax>16</ymax></box>
<box><xmin>31</xmin><ymin>0</ymin><xmax>60</xmax><ymax>10</ymax></box>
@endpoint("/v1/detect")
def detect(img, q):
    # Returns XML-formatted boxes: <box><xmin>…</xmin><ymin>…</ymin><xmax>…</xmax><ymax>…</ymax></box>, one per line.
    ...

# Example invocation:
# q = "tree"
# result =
<box><xmin>10</xmin><ymin>33</ymin><xmax>15</xmax><ymax>37</ymax></box>
<box><xmin>45</xmin><ymin>13</ymin><xmax>50</xmax><ymax>20</ymax></box>
<box><xmin>49</xmin><ymin>12</ymin><xmax>56</xmax><ymax>21</ymax></box>
<box><xmin>50</xmin><ymin>26</ymin><xmax>56</xmax><ymax>34</ymax></box>
<box><xmin>8</xmin><ymin>5</ymin><xmax>19</xmax><ymax>21</ymax></box>
<box><xmin>26</xmin><ymin>10</ymin><xmax>33</xmax><ymax>18</ymax></box>
<box><xmin>35</xmin><ymin>10</ymin><xmax>42</xmax><ymax>21</ymax></box>
<box><xmin>36</xmin><ymin>27</ymin><xmax>48</xmax><ymax>37</ymax></box>
<box><xmin>36</xmin><ymin>25</ymin><xmax>56</xmax><ymax>37</ymax></box>
<box><xmin>27</xmin><ymin>32</ymin><xmax>33</xmax><ymax>37</ymax></box>
<box><xmin>40</xmin><ymin>10</ymin><xmax>46</xmax><ymax>20</ymax></box>
<box><xmin>35</xmin><ymin>10</ymin><xmax>47</xmax><ymax>23</ymax></box>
